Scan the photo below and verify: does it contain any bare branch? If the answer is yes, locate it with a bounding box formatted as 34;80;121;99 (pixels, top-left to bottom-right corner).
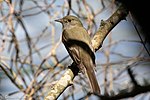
92;4;128;51
99;85;150;100
79;85;150;100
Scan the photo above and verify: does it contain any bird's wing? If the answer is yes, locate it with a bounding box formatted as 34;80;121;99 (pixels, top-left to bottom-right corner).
62;28;100;94
62;32;81;65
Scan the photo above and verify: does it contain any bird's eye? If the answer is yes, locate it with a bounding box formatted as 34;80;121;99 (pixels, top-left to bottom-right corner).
68;19;71;22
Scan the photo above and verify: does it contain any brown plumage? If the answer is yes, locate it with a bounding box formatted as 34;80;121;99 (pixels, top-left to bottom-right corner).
55;15;100;94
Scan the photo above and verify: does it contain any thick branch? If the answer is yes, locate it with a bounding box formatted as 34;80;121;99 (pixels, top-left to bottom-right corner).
45;4;129;100
92;4;128;51
44;69;74;100
45;63;79;100
100;85;150;100
79;85;150;100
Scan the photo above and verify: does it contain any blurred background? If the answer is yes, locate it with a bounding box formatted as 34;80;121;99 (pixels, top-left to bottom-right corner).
0;0;150;100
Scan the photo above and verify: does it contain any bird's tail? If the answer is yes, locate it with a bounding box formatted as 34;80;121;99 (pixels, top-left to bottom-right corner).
85;63;101;94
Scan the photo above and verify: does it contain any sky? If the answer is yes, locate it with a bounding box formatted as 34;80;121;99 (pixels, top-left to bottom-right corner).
0;0;150;100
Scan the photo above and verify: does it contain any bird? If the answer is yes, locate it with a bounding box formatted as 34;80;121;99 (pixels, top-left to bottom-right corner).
55;15;100;94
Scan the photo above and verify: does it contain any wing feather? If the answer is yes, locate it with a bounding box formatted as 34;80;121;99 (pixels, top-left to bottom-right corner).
62;33;81;65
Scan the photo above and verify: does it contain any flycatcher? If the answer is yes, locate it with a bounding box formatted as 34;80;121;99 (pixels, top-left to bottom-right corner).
55;15;100;94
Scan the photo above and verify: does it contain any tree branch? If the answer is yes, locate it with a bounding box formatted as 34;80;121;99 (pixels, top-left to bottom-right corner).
79;85;150;100
127;67;139;86
45;4;129;100
45;63;79;100
99;85;150;100
92;4;128;51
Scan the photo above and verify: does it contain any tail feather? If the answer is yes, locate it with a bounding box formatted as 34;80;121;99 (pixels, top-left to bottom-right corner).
86;65;100;94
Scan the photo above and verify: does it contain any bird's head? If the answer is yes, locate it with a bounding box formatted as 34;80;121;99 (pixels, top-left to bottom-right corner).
55;15;83;29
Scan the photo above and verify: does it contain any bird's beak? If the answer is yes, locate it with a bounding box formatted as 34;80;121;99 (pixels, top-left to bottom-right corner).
55;18;63;23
